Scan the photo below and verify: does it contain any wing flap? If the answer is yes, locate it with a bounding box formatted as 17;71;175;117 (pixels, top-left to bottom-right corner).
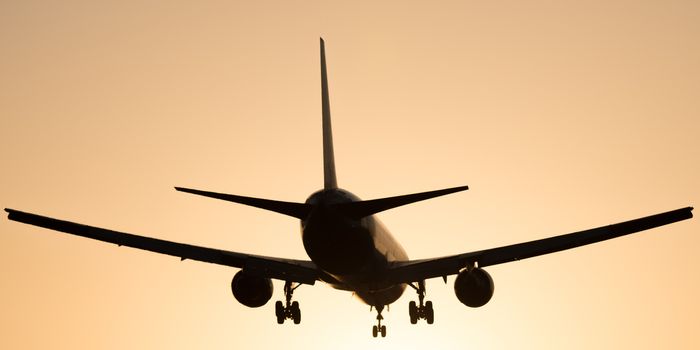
5;208;319;284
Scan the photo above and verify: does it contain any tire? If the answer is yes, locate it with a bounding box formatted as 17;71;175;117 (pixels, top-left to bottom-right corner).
426;301;434;324
293;308;301;324
275;301;284;324
380;325;386;337
275;301;283;316
372;325;378;338
409;301;417;324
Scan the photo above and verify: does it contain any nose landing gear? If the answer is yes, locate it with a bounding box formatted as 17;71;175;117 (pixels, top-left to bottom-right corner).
275;281;301;324
408;281;434;324
371;305;387;338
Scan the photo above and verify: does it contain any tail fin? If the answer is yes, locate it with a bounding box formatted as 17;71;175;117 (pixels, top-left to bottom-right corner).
320;38;338;189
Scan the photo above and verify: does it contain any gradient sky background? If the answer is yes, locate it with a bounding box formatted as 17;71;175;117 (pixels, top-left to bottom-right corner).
1;1;698;349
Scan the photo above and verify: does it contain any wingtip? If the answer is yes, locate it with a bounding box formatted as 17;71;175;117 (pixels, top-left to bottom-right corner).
4;208;19;220
451;185;469;192
4;208;19;214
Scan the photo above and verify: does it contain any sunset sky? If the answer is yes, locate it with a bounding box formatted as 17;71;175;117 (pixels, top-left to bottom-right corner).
1;1;698;349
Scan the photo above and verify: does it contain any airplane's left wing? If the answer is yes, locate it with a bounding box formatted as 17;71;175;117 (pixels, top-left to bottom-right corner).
386;206;693;284
4;209;320;285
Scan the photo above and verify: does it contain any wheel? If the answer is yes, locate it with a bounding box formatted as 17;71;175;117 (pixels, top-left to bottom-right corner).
380;325;386;337
425;301;434;324
372;325;378;338
289;301;301;324
426;310;434;324
275;301;284;324
292;301;301;324
275;301;283;316
292;309;301;324
409;301;417;324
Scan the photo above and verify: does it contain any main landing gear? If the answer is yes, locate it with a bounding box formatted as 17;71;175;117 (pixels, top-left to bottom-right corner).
408;281;434;324
275;281;301;324
372;305;387;338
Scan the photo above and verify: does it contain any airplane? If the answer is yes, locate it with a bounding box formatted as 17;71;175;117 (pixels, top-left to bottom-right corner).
5;38;693;338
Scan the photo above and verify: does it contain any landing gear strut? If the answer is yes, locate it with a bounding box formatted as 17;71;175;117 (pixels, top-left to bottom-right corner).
275;281;301;324
371;305;387;338
408;281;434;324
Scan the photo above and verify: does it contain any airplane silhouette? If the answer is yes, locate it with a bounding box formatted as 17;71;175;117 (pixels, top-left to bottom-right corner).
5;38;693;338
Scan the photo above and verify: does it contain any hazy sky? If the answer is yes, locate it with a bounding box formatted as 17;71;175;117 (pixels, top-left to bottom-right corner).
1;1;698;349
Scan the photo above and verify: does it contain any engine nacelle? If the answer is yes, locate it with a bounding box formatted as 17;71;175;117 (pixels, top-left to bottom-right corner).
454;268;494;308
230;271;273;308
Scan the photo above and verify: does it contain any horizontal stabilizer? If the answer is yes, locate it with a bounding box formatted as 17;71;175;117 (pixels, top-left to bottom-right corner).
175;187;312;219
335;185;468;219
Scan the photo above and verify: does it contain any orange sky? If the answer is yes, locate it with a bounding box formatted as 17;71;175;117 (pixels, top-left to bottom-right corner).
1;1;698;349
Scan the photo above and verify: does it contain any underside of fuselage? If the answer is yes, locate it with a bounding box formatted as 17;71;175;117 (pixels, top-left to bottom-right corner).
302;188;409;306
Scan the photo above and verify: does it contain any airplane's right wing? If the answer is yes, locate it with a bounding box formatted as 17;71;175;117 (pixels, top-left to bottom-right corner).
5;209;320;285
386;207;693;284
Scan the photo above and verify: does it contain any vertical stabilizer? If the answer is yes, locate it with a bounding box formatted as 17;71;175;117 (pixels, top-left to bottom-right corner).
320;38;338;189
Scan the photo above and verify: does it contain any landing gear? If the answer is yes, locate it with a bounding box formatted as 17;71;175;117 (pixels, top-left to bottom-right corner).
372;305;387;338
408;281;434;324
275;281;301;324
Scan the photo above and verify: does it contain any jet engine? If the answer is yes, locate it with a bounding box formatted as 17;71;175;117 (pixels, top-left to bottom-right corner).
454;268;494;307
230;271;273;308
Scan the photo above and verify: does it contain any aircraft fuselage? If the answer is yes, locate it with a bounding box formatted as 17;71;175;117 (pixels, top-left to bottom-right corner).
302;188;408;306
